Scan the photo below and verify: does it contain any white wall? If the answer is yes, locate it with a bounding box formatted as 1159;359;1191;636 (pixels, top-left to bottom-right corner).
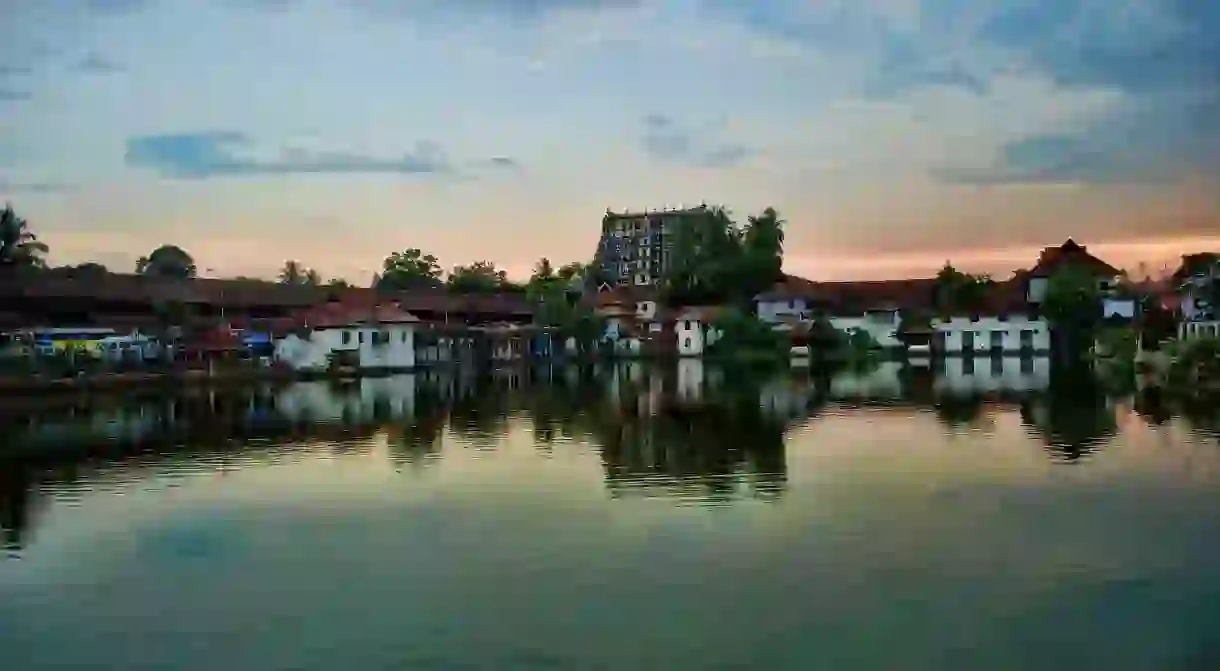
1027;277;1049;303
1181;320;1220;340
757;297;808;323
358;325;415;369
676;317;704;356
935;316;1050;353
636;300;657;321
1102;298;1135;320
935;356;1050;394
274;324;416;371
830;311;902;348
829;361;904;398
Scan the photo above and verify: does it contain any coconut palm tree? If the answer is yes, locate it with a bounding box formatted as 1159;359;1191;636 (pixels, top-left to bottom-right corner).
0;203;50;268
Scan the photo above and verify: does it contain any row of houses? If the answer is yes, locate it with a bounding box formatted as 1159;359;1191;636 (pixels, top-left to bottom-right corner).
217;239;1220;369
588;239;1143;356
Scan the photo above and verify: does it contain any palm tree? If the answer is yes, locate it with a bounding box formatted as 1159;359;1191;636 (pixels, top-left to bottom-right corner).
0;203;50;268
278;260;305;285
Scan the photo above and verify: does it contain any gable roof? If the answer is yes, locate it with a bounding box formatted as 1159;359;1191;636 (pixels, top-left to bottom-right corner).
1172;252;1220;282
1029;239;1120;278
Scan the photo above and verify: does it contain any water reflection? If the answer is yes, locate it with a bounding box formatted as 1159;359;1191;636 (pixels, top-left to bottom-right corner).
0;356;1196;555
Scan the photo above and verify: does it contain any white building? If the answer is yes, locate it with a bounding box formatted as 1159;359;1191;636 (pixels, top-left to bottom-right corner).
934;316;1051;353
830;309;904;349
674;307;722;356
274;302;420;372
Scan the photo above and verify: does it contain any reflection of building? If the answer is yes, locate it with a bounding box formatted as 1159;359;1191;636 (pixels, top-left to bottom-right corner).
0;467;37;554
935;357;1050;395
831;361;905;398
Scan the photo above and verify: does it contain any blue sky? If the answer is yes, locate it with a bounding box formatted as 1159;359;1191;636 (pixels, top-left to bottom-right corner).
2;0;1218;281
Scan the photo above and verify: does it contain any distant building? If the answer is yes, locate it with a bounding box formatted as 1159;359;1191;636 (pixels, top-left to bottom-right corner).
593;205;711;287
1171;252;1219;321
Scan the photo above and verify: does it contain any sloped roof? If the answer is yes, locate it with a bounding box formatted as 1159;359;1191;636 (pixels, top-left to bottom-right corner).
1172;252;1220;281
1029;239;1120;277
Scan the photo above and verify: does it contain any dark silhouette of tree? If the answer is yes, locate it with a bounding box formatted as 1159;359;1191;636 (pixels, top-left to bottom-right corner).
137;244;197;279
376;248;443;290
277;260;322;286
447;261;508;293
0;203;49;268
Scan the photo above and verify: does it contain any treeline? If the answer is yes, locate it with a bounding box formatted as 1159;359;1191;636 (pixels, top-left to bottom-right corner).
0;202;594;294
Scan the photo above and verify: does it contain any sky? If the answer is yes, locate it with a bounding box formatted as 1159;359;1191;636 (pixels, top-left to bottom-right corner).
2;0;1219;283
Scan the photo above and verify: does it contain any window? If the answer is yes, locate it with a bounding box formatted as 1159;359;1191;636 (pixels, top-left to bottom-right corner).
358;331;364;344
683;337;692;349
401;330;408;343
1020;329;1034;349
963;356;975;375
342;331;351;345
990;331;1003;349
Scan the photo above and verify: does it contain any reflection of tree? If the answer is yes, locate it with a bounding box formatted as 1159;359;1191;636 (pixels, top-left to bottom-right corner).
1020;362;1118;461
592;371;789;503
446;376;513;450
1134;387;1173;426
933;394;985;427
0;464;37;555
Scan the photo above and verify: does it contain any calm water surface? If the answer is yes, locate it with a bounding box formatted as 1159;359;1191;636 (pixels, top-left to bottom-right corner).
3;360;1220;670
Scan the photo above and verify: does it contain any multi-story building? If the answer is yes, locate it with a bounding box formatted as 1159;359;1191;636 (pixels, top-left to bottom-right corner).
594;205;710;287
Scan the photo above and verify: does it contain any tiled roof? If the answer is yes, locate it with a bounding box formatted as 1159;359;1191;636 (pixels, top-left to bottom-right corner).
1029;239;1120;277
0;270;534;315
1172;252;1220;281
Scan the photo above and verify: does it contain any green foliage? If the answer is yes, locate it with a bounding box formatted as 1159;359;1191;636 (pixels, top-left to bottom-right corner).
0;203;49;268
1092;327;1138;362
447;260;509;293
709;308;787;359
137;245;197;279
377;248;443;291
1044;266;1102;329
661;206;786;308
934;263;993;313
1169;337;1220;386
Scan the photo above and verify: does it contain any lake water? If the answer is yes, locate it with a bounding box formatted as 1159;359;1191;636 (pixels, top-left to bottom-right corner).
3;359;1220;670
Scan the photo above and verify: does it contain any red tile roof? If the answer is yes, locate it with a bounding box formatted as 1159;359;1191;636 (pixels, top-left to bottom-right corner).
1029;239;1120;277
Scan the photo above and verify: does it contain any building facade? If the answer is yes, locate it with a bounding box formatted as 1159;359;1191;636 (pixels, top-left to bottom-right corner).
594;205;711;287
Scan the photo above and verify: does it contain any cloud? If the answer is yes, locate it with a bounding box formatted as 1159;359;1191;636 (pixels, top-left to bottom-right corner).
488;156;521;169
639;114;752;169
0;65;34;76
706;1;1220;185
124;132;454;179
86;0;152;14
347;0;640;24
0;90;32;102
0;178;75;194
77;53;124;74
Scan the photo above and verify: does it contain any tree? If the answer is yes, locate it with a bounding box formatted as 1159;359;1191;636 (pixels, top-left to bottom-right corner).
1042;265;1103;359
326;278;351;289
137;245;197;279
708;308;789;364
447;261;508;293
531;258;555;284
278;260;307;285
0;203;49;268
740;206;785;296
274;260;322;286
661;206;789;309
377;248;443;291
934;262;993;313
557;262;585;281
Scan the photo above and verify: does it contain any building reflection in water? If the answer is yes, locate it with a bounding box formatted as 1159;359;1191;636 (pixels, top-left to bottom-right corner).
0;355;1146;553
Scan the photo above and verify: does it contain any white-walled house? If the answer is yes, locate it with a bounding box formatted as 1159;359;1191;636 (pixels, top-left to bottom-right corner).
674;307;722;356
934;316;1051;354
830;309;904;349
274;302;420;372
